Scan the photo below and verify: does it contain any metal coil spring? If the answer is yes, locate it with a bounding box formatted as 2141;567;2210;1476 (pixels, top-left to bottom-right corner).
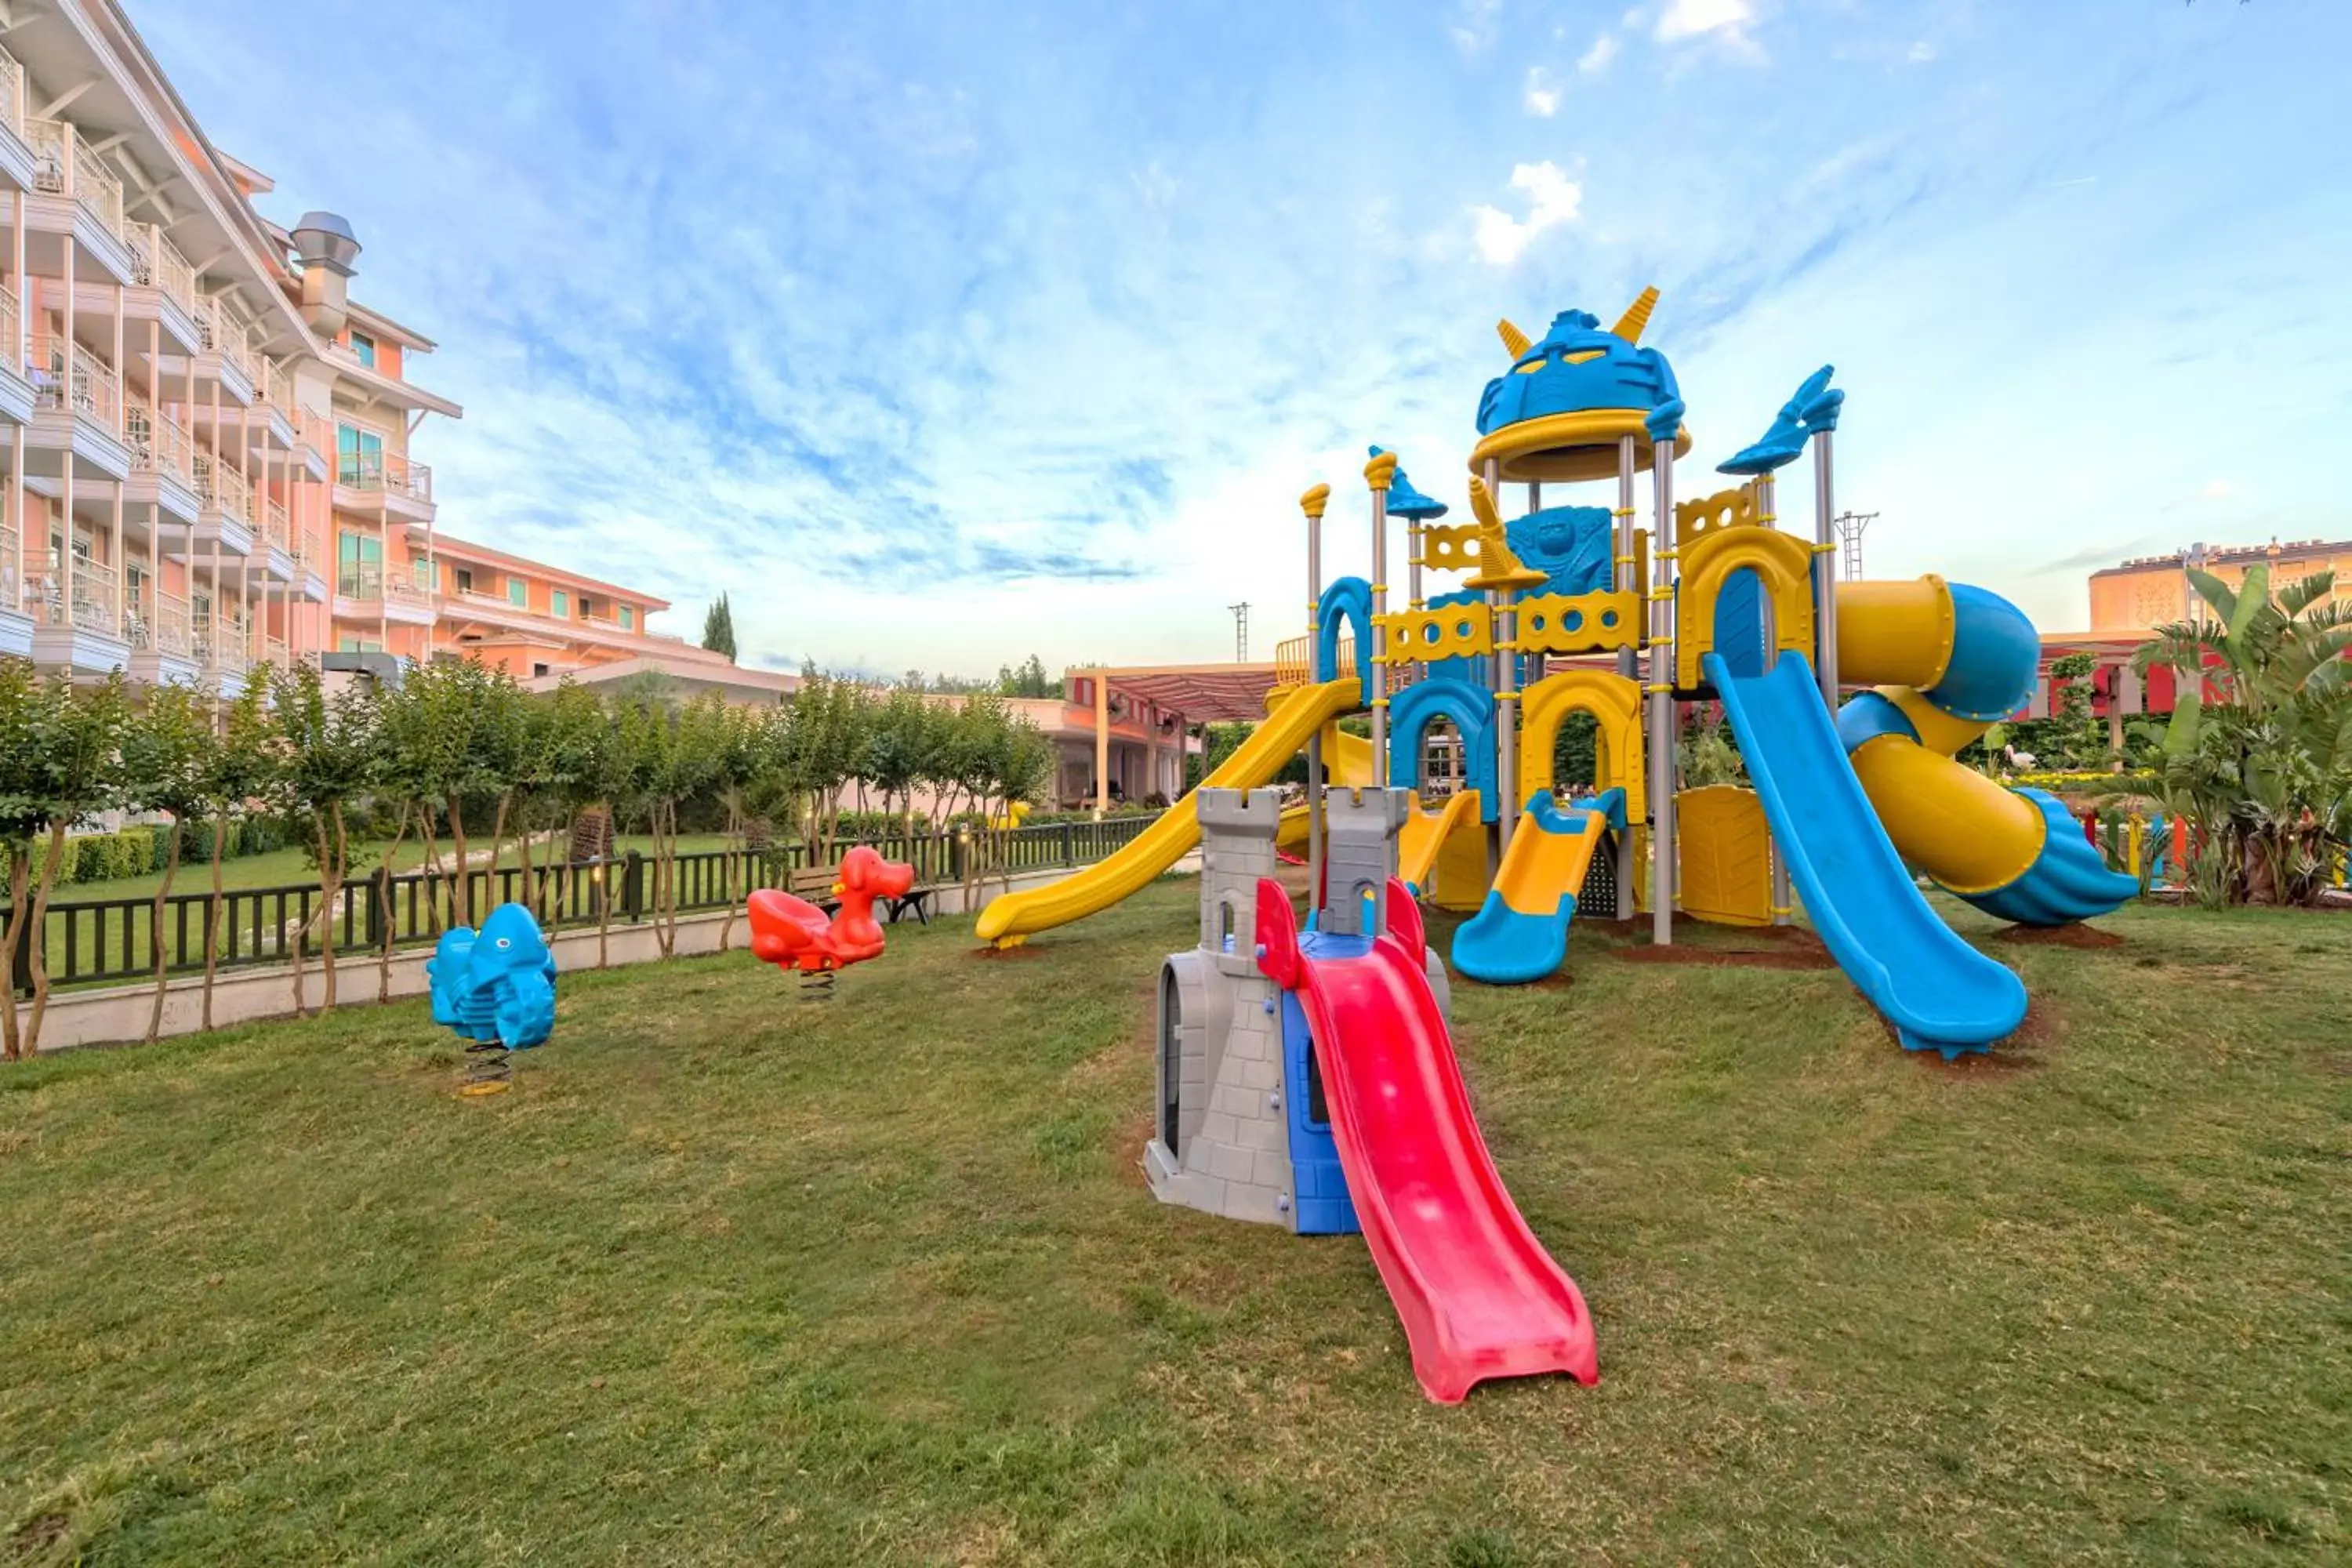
460;1040;514;1097
799;967;838;1001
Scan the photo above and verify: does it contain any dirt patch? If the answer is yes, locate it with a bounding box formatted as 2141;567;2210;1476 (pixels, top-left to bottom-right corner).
1997;923;2124;949
1610;932;1835;971
967;944;1047;961
11;1512;70;1555
1112;1112;1156;1187
1899;998;2060;1076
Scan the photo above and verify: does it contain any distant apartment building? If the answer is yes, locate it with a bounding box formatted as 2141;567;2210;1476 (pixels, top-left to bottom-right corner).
0;0;745;696
2084;538;2352;635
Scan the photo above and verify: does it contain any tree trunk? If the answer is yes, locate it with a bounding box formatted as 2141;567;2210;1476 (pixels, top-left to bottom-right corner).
485;793;510;909
201;808;229;1033
446;796;473;931
1;845;28;1062
378;804;412;1005
719;803;741;953
320;800;347;1013
22;822;72;1058
655;800;678;956
517;811;536;923
145;818;184;1045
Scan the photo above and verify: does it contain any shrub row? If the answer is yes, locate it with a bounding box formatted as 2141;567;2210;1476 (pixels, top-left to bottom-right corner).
0;815;287;892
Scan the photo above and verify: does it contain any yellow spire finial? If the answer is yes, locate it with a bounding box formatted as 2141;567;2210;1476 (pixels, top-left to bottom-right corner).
1363;450;1399;493
1299;483;1330;520
1612;286;1660;346
1497;318;1532;358
1461;477;1547;592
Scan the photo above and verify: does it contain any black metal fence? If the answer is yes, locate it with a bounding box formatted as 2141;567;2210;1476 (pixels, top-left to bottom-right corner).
5;812;1166;997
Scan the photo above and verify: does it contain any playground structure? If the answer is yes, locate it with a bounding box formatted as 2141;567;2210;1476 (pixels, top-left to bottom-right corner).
747;844;917;997
427;902;558;1096
979;285;2138;1058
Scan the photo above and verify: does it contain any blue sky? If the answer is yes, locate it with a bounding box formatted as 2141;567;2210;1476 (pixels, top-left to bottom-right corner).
139;0;2349;675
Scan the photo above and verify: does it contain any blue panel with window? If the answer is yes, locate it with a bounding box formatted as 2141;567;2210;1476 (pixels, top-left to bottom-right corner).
1279;952;1359;1237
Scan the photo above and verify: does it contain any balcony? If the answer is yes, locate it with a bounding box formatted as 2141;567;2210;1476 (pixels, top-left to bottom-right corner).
123;589;193;655
124;408;201;524
0;284;30;424
23;117;133;281
27;334;130;481
0;522;29;657
26;551;129;674
193;296;258;402
126;223;203;351
189;453;256;557
334;563;437;626
336;450;434;521
0;45;35;194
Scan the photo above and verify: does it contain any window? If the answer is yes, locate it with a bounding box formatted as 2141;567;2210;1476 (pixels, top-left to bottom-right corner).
551;590;569;619
619;605;633;631
455;567;474;594
579;596;596;621
337;637;384;655
532;662;551;678
336;423;383;486
507;578;527;607
349;331;376;369
338;530;382;596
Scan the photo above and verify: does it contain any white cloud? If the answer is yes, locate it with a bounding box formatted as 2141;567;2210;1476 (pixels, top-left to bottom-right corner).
1907;40;1937;64
1451;0;1502;56
1657;0;1758;49
2201;479;2232;501
1523;68;1562;116
1469;162;1584;266
1578;33;1621;74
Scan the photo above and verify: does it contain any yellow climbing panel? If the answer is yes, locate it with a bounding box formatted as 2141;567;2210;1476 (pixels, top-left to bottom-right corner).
1675;785;1773;927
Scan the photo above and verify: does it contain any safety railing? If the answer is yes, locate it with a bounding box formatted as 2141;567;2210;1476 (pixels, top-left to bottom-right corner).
192;454;252;520
0;43;25;140
125;407;197;482
26;117;125;238
129;223;198;314
32;336;121;428
5;815;1170;997
337;450;434;504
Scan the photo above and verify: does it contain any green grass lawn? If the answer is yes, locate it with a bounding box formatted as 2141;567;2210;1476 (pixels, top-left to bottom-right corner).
0;881;2343;1564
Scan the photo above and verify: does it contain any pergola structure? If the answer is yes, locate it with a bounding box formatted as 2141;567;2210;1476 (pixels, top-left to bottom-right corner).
1074;660;1284;815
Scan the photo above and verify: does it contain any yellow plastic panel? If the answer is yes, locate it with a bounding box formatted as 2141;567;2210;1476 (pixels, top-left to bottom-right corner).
1848;734;2048;895
1381;601;1494;664
1674;525;1818;689
1675;785;1772;927
1518;669;1645;821
1429;805;1493;913
1400;789;1482;892
1515;589;1641;655
1835;578;1956;689
1421;523;1483;575
1673;482;1759;546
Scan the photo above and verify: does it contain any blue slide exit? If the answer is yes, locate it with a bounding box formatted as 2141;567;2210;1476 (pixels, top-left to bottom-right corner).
1707;649;2027;1058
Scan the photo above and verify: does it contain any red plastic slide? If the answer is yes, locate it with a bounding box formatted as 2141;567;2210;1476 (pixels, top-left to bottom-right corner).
1254;877;1599;1403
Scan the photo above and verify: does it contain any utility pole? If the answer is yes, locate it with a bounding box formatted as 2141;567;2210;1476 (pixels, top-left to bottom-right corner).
1228;601;1249;661
1832;510;1878;580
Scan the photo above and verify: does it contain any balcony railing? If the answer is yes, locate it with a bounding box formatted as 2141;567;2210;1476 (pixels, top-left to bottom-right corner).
0;523;16;616
337;451;434;504
0;285;15;373
125;407;196;482
194;296;258;383
31;336;120;429
194;617;250;673
191;454;252;520
122;590;192;657
42;555;120;633
129;223;198;314
0;43;25;140
260;498;291;551
26;118;125;238
336;564;436;607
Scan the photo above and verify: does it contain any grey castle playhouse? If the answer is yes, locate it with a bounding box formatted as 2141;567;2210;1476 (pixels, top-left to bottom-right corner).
1144;785;1450;1234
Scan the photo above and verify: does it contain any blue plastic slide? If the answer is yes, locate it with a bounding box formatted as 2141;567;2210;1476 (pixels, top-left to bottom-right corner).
1707;649;2026;1058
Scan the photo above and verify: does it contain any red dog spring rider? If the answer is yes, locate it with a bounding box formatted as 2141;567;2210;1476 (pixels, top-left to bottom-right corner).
747;845;916;996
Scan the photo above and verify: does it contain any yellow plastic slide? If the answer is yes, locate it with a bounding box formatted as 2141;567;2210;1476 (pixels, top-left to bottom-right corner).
1275;724;1376;854
1399;789;1482;893
975;677;1362;947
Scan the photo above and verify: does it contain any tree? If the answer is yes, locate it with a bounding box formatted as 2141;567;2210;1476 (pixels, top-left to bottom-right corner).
865;685;942;838
120;681;215;1044
0;670;132;1059
702;593;738;662
2115;566;2352;906
198;684;280;1032
996;654;1056;699
399;657;516;931
271;662;383;1015
526;678;613;932
775;668;872;869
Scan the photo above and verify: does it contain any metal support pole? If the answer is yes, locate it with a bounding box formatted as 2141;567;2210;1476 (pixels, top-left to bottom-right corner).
1614;435;1638;920
1301;485;1329;920
1761;470;1792;927
1365;453;1394;791
1813;429;1839;706
1648;410;1679;947
1480;457;1503;884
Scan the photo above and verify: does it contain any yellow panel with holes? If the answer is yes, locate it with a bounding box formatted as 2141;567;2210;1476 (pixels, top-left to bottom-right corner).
1515;589;1641;655
1420;522;1482;575
1380;601;1494;664
1675;785;1773;926
1673;482;1760;546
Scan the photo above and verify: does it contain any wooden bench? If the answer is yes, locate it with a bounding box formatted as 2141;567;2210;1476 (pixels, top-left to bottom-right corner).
789;864;936;925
